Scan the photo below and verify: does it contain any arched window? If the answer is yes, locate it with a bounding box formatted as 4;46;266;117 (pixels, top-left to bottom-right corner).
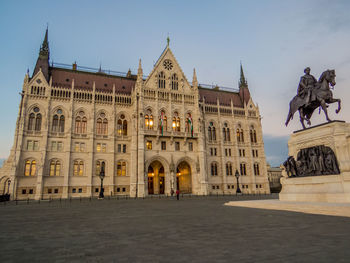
208;126;212;141
74;160;84;176
145;113;153;130
28;107;42;131
28;113;35;130
226;162;233;176
49;160;61;176
240;163;247;176
208;122;216;141
75;111;87;134
223;123;230;142
171;73;178;90
59;115;65;132
52;109;65;132
186;113;193;135
96;112;108;135
158;71;166;89
117;161;126;176
117;114;127;136
35;114;42;131
24;160;36;176
52;115;59;132
254;163;260;176
95;161;105;176
250;126;257;143
211;162;218;176
237;124;244;142
159;111;167;133
173;112;180;132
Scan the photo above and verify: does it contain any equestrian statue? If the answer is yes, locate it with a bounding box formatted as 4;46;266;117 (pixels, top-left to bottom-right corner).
285;67;341;129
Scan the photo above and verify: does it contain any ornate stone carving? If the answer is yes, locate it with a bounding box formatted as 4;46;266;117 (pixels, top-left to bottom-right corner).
283;145;340;177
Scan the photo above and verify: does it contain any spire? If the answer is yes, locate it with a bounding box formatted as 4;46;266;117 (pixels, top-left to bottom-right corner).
239;62;247;88
192;68;198;87
33;27;50;80
39;26;49;59
137;59;143;76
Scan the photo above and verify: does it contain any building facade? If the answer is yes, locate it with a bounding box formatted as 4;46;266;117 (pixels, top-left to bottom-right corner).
0;30;270;200
267;164;283;193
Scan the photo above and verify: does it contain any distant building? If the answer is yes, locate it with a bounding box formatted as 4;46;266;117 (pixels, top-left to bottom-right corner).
267;164;283;193
0;29;270;199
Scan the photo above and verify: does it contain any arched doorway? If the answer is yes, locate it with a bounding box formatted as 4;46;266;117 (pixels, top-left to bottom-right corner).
176;161;192;194
0;176;10;195
147;161;165;195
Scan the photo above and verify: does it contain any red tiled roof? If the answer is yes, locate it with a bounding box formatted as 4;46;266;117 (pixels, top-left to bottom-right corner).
199;88;246;107
50;67;136;94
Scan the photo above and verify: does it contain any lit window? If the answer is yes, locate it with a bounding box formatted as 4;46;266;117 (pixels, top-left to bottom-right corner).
146;141;152;150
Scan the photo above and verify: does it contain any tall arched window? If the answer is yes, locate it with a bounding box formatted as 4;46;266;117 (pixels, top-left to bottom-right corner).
28;107;42;131
208;122;216;141
250;126;257;143
240;163;247;176
254;163;260;176
49;160;61;176
75;111;87;134
158;71;166;89
186;113;193;135
28;113;35;130
172;112;180;132
171;73;178;90
222;123;230;142
117;161;126;176
95;160;105;176
236;124;244;142
24;160;36;176
208;126;212;141
159;111;167;133
211;162;218;176
52;109;65;132
35;114;42;131
117;114;127;135
96;112;108;135
73;160;84;176
226;162;233;176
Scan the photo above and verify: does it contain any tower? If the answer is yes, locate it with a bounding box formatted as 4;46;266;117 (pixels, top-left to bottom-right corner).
33;27;50;81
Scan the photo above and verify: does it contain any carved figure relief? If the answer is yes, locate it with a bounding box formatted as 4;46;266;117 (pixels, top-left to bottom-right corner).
283;145;340;177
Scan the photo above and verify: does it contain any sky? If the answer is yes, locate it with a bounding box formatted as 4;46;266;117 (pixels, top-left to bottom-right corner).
0;0;350;166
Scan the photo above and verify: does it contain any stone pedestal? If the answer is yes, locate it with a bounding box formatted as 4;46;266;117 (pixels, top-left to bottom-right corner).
280;121;350;203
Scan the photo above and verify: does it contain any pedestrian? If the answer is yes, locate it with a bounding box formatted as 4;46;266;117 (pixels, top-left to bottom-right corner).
176;189;180;200
171;188;174;197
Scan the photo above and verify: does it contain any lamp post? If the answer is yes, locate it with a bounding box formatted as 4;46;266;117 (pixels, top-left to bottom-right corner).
99;163;105;199
235;169;241;194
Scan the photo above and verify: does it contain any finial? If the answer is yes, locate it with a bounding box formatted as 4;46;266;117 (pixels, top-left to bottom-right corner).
192;68;198;86
167;33;170;47
27;68;29;75
239;61;247;88
137;58;143;76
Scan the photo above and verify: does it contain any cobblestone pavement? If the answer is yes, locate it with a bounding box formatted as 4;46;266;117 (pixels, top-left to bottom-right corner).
1;195;350;263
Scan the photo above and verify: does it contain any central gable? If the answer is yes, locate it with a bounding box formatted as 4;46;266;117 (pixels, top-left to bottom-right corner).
144;46;192;92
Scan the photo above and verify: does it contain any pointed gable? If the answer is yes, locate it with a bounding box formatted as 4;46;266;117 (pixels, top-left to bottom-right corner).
144;46;191;91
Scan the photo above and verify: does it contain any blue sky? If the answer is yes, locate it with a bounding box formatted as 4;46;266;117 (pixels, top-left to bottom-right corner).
1;0;350;166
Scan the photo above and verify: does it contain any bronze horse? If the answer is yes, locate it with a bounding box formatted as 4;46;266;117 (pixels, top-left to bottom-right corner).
285;69;341;129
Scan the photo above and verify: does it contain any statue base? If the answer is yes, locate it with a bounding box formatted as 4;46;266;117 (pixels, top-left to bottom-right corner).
280;121;350;203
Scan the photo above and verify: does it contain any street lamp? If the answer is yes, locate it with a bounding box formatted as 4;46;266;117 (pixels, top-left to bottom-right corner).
235;169;241;194
99;162;105;199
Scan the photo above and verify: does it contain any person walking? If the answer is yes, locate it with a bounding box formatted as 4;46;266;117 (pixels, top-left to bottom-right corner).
176;189;180;200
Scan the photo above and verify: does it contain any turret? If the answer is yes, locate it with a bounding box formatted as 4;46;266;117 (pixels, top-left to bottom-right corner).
33;27;50;81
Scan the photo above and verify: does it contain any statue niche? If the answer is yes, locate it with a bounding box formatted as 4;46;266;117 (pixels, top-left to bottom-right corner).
283;145;340;177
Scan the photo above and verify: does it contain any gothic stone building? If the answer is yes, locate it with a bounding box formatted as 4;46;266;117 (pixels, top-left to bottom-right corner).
0;30;270;200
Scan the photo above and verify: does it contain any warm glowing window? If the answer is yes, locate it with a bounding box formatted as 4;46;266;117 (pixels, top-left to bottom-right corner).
117;161;126;176
146;141;152;150
24;160;36;176
49;160;61;176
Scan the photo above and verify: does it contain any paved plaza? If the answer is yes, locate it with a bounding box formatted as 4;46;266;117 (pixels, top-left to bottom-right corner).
1;195;350;262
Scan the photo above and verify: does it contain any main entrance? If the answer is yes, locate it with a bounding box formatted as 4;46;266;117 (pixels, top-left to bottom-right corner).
147;161;165;195
176;161;192;194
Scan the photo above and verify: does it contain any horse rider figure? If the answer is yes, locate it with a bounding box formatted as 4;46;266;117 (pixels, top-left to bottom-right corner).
297;67;317;104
